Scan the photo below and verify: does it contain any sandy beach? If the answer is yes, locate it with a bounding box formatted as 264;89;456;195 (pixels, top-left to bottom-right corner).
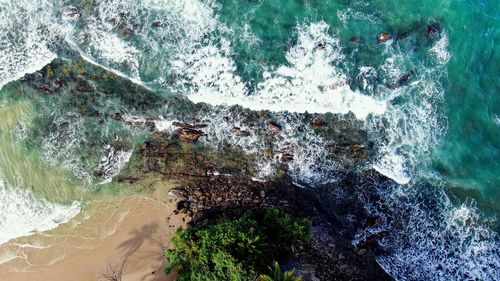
0;195;185;281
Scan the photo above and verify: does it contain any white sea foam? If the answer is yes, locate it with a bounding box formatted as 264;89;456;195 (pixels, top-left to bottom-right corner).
337;8;382;26
63;0;218;84
373;153;410;185
97;145;133;184
173;22;387;120
0;0;57;89
0;172;81;246
430;35;452;65
1;1;497;280
41;111;93;183
372;183;500;281
366;38;447;184
494;114;500;126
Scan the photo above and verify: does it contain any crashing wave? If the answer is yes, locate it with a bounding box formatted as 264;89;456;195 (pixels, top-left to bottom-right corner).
0;172;80;246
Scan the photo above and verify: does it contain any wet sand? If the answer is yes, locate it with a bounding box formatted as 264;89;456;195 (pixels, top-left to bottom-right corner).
0;195;186;281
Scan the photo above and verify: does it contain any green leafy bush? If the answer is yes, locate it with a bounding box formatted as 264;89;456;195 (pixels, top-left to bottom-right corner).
165;208;311;281
258;262;302;281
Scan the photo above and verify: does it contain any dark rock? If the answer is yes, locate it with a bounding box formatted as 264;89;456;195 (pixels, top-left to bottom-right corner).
151;20;163;27
281;152;294;163
178;128;204;143
62;6;81;20
367;217;381;228
397;72;413;85
315;42;327;50
388;71;414;89
268;121;282;133
426;22;441;39
231;127;251;137
349;37;362;44
311;118;327;129
238;130;251;137
74;78;96;92
144;118;156;131
172;121;207;129
377;32;392;43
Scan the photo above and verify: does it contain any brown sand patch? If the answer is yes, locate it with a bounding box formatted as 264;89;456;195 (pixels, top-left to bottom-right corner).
0;195;185;281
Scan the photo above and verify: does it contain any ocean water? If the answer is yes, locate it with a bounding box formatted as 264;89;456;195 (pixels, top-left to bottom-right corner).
0;0;498;280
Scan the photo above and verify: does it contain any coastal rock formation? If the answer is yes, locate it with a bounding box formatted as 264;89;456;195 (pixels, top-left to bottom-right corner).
118;127;392;281
9;57;393;280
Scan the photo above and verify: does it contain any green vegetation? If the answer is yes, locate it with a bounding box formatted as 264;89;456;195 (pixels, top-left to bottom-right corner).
164;208;311;281
258;262;302;281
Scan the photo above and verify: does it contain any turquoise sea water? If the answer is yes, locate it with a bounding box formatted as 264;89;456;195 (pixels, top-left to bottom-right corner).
0;0;498;280
217;0;500;219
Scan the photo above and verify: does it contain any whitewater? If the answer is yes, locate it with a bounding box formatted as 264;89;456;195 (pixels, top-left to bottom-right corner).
0;0;498;280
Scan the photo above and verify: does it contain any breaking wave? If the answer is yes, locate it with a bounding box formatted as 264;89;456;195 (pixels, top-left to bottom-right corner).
0;172;80;246
0;0;498;280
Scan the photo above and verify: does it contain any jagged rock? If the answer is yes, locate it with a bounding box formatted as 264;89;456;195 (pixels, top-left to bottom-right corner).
238;130;251;137
74;78;96;92
351;144;368;160
388;71;413;89
311;118;327;129
364;231;390;244
268;121;282;133
315;42;327;50
178;128;204;142
367;217;381;228
377;32;392;43
231;127;251;137
144;118;156;131
281;152;294;162
151;20;163;27
172;121;207;129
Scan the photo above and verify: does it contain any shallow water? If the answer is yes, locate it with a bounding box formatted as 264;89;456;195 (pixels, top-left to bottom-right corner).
0;0;498;280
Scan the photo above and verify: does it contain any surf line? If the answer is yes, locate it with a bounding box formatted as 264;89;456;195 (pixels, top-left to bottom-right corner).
63;37;153;91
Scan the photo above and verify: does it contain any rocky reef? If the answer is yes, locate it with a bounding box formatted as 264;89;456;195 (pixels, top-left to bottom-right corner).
4;56;393;280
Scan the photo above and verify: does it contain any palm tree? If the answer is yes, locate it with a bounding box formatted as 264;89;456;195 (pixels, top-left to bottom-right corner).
258;262;302;281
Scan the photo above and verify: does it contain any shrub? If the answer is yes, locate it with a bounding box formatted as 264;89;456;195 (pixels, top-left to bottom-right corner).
258;262;302;281
164;208;311;281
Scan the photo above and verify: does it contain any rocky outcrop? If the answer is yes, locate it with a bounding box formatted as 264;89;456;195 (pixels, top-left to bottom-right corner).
13;57;392;280
172;122;206;143
118;129;392;281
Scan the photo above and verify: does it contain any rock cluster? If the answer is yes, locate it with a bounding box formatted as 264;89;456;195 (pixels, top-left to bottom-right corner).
172;122;206;143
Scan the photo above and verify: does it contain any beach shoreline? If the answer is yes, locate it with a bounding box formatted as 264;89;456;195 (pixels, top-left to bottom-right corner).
0;195;185;281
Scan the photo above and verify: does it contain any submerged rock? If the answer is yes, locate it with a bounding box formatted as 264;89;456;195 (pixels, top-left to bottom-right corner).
426;22;442;39
349;37;363;44
388;71;414;89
